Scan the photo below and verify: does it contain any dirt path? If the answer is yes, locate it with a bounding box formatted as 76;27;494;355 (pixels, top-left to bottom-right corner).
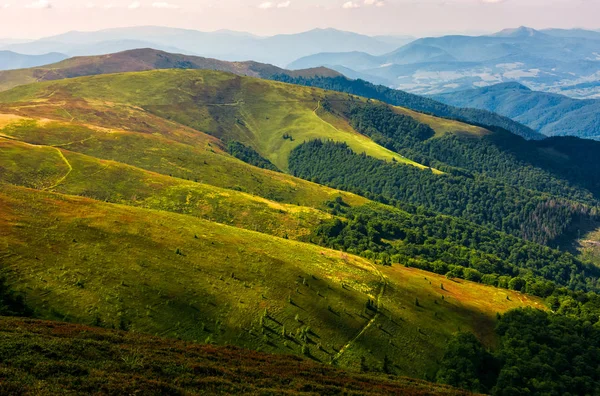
43;148;73;191
331;262;388;364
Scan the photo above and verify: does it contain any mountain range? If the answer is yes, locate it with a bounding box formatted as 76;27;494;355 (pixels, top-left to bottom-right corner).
433;82;600;139
0;26;414;68
288;26;600;99
0;48;540;140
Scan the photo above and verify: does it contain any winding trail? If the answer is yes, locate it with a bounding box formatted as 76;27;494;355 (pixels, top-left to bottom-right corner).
43;148;73;191
331;262;388;364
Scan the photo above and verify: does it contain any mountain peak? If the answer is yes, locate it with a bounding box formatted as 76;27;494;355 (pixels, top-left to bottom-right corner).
492;26;545;38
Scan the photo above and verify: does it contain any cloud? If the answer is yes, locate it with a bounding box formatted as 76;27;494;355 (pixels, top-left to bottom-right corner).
258;1;273;8
152;1;180;8
342;1;360;9
277;1;291;8
25;0;51;9
128;1;141;9
364;0;385;6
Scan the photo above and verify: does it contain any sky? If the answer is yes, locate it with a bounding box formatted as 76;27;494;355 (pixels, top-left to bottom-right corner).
0;0;599;39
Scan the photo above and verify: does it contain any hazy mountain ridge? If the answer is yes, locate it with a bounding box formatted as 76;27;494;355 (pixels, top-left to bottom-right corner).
0;26;415;67
288;27;600;99
0;50;67;71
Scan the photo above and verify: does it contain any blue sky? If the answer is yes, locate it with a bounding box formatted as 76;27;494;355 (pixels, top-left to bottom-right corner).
1;0;598;38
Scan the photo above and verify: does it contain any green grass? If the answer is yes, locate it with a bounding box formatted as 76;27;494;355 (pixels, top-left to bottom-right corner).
391;106;490;138
0;317;470;395
0;138;331;240
0;184;544;378
0;69;428;171
0;117;368;210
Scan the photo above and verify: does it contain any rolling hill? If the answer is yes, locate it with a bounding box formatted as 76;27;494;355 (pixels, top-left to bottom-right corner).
432;82;600;139
0;48;341;93
0;66;573;386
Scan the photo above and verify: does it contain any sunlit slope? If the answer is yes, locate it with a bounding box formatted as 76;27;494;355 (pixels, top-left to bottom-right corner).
0;184;381;365
0;185;544;378
0;115;368;209
0;69;427;171
0;138;331;240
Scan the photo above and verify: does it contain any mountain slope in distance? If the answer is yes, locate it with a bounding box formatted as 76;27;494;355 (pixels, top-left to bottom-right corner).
0;50;67;71
432;82;600;139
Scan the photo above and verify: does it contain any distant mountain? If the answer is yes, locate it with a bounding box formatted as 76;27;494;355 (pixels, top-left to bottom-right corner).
288;27;600;99
432;82;600;139
0;48;341;92
0;51;67;71
0;26;413;67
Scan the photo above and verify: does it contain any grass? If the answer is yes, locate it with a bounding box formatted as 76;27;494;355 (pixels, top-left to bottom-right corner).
0;69;428;171
0;184;545;379
0;138;332;240
391;106;490;138
336;266;546;380
0;117;368;210
0;317;471;395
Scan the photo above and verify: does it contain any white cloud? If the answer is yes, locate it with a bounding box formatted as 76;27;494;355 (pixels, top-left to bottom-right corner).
364;0;385;6
258;1;273;9
128;1;141;9
277;1;291;8
2;3;10;8
342;1;360;8
25;0;51;9
152;1;179;8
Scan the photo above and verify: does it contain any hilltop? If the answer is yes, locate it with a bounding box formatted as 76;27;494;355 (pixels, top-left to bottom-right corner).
0;48;341;93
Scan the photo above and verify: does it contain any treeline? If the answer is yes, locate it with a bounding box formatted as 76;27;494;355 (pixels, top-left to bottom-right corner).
271;74;542;140
309;202;600;295
437;307;600;395
345;102;600;205
226;141;280;172
289;139;591;245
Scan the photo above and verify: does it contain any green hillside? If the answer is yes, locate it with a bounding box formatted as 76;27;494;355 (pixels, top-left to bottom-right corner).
0;69;427;172
0;184;543;380
1;65;596;393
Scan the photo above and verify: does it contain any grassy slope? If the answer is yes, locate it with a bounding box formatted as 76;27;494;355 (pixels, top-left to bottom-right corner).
0;116;368;209
0;185;544;379
0;138;331;240
0;317;469;396
0;69;427;171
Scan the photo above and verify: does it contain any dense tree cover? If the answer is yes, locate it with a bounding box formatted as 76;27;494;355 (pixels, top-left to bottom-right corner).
271;75;543;140
226;141;280;172
436;333;499;394
309;202;600;295
290;139;592;246
346;102;600;206
438;308;600;395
